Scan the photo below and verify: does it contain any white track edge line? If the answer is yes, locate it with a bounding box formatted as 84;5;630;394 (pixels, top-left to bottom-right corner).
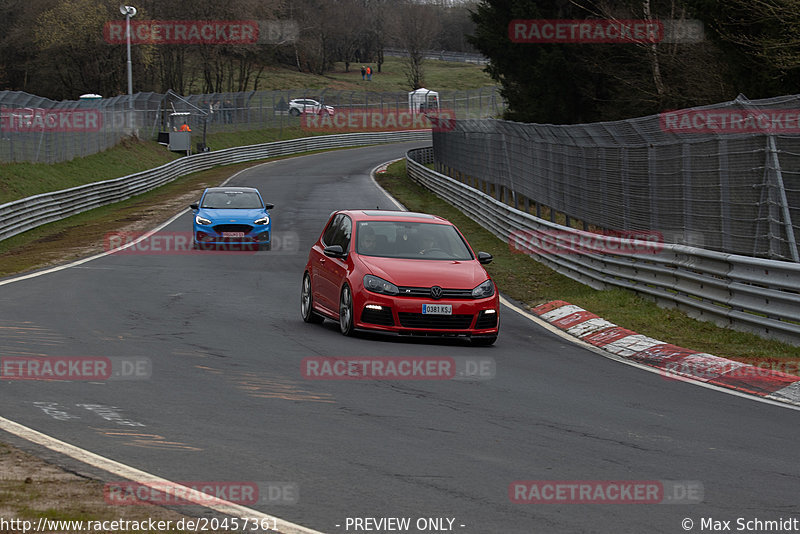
369;159;406;211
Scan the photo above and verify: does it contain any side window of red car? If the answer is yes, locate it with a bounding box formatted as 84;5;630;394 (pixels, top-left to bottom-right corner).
321;214;341;246
336;216;352;251
328;215;352;251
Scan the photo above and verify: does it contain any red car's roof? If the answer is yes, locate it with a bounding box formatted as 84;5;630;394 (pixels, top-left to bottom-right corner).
337;210;452;224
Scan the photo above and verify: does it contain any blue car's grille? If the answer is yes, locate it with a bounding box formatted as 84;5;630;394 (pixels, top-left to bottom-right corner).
213;224;253;233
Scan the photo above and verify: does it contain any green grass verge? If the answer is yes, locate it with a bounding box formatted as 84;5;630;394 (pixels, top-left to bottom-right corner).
0;138;182;205
376;160;799;365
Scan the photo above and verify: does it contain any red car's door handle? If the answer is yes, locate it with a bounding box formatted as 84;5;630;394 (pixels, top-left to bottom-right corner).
319;258;326;263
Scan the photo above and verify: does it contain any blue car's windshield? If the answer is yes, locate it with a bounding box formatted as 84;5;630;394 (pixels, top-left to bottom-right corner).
356;221;473;260
201;191;263;209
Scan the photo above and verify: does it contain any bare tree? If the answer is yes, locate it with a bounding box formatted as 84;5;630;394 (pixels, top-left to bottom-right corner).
392;2;441;89
364;0;394;72
291;0;341;74
329;0;368;72
704;0;800;71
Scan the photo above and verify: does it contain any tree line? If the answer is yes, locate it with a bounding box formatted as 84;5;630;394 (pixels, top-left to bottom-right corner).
469;0;800;123
4;0;787;124
0;0;477;100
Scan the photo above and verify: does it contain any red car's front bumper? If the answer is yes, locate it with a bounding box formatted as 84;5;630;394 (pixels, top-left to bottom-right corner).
353;291;499;337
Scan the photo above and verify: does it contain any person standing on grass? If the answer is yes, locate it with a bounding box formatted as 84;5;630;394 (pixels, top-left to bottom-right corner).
223;100;233;124
366;66;372;81
361;66;366;80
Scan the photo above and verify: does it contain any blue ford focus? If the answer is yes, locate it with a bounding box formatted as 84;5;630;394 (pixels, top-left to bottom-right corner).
190;187;274;251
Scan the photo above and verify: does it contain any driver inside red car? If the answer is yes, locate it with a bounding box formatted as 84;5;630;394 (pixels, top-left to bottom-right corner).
419;235;437;255
359;227;377;254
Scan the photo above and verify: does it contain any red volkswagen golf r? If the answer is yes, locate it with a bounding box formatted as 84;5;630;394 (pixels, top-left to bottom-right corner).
301;210;499;345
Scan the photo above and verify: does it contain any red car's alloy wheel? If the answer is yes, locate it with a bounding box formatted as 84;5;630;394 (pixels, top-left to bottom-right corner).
339;284;355;336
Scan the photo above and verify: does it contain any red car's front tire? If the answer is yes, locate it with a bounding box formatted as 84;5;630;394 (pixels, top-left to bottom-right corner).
339;284;355;336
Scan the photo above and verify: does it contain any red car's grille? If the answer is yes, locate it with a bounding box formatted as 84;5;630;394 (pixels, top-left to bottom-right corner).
396;286;474;299
397;313;474;329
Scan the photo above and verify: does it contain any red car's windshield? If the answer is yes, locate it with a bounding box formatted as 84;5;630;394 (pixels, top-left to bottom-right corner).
356;221;474;260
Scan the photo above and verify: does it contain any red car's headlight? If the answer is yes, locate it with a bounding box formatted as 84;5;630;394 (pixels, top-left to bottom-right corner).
364;274;399;296
472;279;495;298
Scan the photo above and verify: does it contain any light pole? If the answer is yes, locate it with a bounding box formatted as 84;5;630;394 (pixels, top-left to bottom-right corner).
120;5;137;110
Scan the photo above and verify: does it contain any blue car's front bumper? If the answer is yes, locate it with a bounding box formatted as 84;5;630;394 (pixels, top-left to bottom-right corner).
193;225;271;248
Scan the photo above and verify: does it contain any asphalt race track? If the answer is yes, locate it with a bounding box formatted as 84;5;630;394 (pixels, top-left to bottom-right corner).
1;142;799;533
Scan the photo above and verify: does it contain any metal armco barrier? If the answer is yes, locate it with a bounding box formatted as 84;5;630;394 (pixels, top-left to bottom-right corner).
0;130;431;242
406;147;800;346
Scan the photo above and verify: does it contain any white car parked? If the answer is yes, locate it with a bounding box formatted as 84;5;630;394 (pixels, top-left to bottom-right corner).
288;98;334;116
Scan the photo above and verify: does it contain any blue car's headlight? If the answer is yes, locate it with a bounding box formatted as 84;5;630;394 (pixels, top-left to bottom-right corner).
363;274;399;296
195;215;212;225
472;279;495;299
254;216;270;225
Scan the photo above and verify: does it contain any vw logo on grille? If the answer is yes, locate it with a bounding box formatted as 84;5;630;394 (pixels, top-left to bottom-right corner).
430;286;443;299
